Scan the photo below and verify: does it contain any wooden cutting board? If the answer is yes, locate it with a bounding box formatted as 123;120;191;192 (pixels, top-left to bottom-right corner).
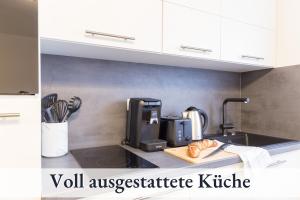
164;143;237;164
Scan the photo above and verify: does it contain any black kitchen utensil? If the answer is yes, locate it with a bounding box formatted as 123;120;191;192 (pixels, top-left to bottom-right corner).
45;106;55;123
41;93;58;122
52;100;69;123
42;93;58;109
67;96;82;119
50;106;59;123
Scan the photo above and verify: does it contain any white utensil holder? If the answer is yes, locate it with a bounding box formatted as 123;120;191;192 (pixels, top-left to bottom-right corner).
42;122;68;157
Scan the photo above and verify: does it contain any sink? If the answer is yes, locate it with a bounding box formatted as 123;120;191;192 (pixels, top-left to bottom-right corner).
205;132;294;147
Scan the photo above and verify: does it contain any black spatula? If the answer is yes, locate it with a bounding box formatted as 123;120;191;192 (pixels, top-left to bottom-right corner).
41;93;58;122
66;96;82;120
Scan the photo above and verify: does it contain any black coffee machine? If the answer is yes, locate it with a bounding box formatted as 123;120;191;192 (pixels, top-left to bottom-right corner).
126;98;167;152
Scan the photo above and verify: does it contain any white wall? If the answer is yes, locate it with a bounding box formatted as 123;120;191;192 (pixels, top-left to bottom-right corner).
276;0;300;67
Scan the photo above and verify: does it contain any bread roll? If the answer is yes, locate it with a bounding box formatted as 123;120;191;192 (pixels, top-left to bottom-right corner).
188;144;200;158
191;139;217;150
187;139;217;158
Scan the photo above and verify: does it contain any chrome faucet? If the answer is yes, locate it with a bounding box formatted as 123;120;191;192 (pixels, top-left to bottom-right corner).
221;97;250;136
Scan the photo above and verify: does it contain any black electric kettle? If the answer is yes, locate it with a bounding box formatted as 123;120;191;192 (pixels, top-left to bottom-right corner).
182;107;208;140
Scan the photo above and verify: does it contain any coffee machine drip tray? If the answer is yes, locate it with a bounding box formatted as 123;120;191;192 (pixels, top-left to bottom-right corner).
71;145;158;168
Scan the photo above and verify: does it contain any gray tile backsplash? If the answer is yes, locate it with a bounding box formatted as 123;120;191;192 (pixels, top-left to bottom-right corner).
41;54;241;149
242;65;300;140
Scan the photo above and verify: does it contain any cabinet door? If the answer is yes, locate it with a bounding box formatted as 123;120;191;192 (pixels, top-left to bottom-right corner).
163;2;221;60
165;0;221;14
221;0;276;30
40;0;162;53
221;19;275;67
0;96;40;167
0;0;38;94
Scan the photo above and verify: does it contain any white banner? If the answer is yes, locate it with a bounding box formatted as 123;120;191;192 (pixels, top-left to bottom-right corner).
39;167;300;200
0;167;299;199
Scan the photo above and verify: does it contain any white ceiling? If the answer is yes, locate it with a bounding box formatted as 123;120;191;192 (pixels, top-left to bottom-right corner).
0;0;37;37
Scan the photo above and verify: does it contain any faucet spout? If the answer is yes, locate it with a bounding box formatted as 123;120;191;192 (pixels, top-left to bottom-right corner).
221;97;250;136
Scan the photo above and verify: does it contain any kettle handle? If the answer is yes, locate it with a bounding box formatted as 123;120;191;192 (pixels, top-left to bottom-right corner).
185;106;209;134
197;109;208;133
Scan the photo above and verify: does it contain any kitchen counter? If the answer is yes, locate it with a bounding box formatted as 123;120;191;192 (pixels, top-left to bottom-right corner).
42;140;300;169
123;141;300;168
42;152;80;168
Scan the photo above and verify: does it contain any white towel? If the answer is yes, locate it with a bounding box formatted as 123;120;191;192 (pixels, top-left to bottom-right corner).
224;145;273;168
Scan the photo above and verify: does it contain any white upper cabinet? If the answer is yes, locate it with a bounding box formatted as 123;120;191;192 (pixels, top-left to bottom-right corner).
163;2;221;60
40;0;277;72
40;0;162;53
221;0;276;30
165;0;221;14
221;19;275;66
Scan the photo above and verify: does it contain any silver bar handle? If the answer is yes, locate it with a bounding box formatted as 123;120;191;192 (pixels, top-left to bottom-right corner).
241;55;264;60
85;30;135;41
181;45;212;53
0;113;20;118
